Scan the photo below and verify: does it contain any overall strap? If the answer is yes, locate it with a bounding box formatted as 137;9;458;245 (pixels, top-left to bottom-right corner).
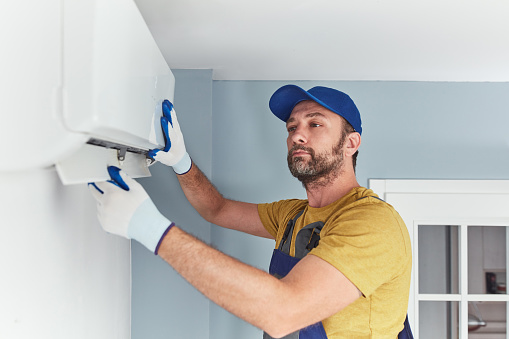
356;195;383;202
278;196;382;258
278;209;325;259
278;210;305;254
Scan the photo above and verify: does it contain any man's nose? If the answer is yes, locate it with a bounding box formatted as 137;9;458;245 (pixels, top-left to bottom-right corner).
290;125;307;145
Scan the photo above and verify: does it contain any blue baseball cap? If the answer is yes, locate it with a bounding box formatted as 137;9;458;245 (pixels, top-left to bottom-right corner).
269;85;362;135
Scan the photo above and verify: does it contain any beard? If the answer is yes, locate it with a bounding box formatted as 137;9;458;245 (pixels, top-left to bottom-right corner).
287;137;345;188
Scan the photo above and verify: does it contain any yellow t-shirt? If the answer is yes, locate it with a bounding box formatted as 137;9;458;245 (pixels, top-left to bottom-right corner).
258;187;412;338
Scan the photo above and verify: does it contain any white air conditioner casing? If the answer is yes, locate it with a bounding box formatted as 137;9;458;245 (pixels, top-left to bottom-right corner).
0;0;174;184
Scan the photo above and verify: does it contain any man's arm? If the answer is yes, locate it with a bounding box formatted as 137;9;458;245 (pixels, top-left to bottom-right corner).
89;169;361;338
176;163;273;238
158;225;361;338
148;100;271;238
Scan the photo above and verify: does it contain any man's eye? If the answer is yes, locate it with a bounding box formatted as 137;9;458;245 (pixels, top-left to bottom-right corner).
287;126;296;132
310;123;321;127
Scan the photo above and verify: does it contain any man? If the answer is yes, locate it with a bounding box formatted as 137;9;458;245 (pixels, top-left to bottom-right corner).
90;85;412;338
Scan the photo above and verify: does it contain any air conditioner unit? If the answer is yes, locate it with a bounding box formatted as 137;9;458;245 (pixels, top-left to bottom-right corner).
0;0;174;184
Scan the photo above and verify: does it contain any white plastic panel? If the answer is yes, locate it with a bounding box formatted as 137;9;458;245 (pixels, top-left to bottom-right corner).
55;143;151;185
0;0;86;171
0;0;174;179
63;0;174;151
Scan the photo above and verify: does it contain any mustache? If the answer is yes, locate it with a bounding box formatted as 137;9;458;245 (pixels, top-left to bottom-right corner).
288;145;315;157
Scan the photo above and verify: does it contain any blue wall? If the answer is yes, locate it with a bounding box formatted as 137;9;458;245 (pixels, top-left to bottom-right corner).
133;70;213;339
135;70;509;339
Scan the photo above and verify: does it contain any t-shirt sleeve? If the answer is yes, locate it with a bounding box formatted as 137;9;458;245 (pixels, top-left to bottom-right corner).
257;202;280;239
309;200;410;297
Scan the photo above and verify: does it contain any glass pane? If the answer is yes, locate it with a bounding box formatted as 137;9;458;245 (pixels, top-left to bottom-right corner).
420;301;459;338
419;225;460;294
468;301;506;338
468;226;507;294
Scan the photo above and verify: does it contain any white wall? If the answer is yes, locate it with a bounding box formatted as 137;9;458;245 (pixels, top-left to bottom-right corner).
0;168;130;338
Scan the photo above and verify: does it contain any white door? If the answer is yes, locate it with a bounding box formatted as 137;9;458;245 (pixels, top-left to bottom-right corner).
370;180;509;339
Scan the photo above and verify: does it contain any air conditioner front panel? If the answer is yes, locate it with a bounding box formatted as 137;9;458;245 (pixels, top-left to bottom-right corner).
0;0;175;183
0;0;88;172
62;0;175;151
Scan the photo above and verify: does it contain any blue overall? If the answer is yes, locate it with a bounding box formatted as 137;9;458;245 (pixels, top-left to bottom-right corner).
263;209;414;339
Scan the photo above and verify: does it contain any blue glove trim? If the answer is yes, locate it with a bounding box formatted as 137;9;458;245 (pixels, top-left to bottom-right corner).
172;152;192;175
154;222;175;255
162;100;174;126
160;116;172;152
88;182;104;194
147;148;159;159
107;166;130;191
128;199;171;253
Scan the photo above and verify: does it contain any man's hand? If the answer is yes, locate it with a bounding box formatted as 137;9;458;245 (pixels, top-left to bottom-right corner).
89;166;174;254
148;100;192;174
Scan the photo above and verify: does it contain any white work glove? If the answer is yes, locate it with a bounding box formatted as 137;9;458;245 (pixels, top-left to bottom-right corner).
88;166;174;254
148;100;192;174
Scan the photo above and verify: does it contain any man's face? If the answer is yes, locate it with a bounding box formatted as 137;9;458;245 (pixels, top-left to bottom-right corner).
286;101;347;186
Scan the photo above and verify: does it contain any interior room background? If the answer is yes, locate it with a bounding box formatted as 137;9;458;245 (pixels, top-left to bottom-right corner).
133;69;509;339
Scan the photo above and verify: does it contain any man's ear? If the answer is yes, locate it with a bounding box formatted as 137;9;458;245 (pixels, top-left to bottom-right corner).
345;132;361;157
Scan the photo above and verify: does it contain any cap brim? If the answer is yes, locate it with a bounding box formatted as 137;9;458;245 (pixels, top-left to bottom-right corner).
269;85;322;122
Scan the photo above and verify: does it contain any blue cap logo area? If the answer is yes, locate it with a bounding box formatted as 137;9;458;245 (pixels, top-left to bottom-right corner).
269;85;362;135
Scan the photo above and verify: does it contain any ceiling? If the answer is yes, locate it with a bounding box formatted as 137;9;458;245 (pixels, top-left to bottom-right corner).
134;0;509;81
